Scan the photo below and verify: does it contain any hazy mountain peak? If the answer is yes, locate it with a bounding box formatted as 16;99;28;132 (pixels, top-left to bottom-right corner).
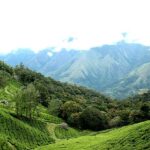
1;42;150;99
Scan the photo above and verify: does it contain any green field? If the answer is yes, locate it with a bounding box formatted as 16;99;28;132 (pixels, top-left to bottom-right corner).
36;120;150;150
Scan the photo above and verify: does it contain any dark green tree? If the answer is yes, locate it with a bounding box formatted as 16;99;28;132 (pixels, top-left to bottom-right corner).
80;106;108;130
60;101;82;120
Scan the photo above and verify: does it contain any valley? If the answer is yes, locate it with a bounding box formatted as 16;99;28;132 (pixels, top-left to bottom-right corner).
0;0;150;149
0;61;149;150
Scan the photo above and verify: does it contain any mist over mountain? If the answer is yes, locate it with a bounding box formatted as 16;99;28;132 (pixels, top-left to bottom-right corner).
1;41;150;99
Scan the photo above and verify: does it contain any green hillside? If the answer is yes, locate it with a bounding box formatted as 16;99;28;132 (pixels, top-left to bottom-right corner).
0;61;96;149
0;61;149;150
0;108;54;150
36;120;150;150
106;62;150;98
0;104;84;150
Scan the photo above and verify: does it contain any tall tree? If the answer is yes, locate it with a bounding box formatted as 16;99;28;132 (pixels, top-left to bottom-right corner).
15;84;39;119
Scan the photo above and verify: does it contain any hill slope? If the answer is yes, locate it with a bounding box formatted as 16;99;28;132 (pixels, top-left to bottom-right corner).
105;62;150;98
0;61;150;150
0;108;55;150
36;120;150;150
1;42;150;98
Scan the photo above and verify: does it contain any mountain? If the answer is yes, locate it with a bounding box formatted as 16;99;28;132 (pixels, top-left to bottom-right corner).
0;48;35;66
48;42;150;96
106;62;150;98
1;41;150;99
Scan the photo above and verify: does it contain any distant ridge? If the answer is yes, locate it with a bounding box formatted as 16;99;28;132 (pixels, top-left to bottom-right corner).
1;42;150;99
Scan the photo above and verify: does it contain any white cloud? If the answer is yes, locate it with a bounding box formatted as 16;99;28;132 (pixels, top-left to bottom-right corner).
47;51;53;57
0;0;150;53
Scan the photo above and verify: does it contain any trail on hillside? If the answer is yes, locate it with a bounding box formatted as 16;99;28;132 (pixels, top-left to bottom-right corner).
47;123;58;140
4;86;14;97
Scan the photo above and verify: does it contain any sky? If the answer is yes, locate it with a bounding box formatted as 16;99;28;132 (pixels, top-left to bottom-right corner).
0;0;150;53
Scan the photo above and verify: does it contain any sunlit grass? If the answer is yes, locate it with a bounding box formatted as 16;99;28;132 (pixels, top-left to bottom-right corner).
36;120;150;150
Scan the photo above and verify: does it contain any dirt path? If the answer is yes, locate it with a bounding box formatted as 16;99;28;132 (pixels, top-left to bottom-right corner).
4;86;14;97
47;123;58;140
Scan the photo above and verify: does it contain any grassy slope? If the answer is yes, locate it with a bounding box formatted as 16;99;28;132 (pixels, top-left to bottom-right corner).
0;80;20;101
0;105;81;150
36;120;150;150
0;108;55;150
0;81;81;150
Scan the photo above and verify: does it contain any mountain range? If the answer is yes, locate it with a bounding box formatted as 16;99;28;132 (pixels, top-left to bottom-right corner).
1;41;150;99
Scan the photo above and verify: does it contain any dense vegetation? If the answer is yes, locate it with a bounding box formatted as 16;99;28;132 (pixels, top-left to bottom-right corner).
0;60;150;149
0;61;150;131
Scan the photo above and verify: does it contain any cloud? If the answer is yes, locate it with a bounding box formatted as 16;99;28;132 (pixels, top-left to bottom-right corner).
0;0;150;53
47;52;53;57
67;37;74;43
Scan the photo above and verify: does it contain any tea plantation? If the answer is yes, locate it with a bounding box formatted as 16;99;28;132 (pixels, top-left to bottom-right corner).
36;120;150;150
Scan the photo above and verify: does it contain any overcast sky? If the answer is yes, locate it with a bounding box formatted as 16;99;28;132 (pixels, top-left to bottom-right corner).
0;0;150;53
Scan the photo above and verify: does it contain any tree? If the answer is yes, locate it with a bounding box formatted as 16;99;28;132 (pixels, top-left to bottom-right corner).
80;106;108;130
15;64;40;85
48;99;62;116
68;112;82;128
0;61;13;75
34;80;49;107
60;101;82;120
15;84;39;119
